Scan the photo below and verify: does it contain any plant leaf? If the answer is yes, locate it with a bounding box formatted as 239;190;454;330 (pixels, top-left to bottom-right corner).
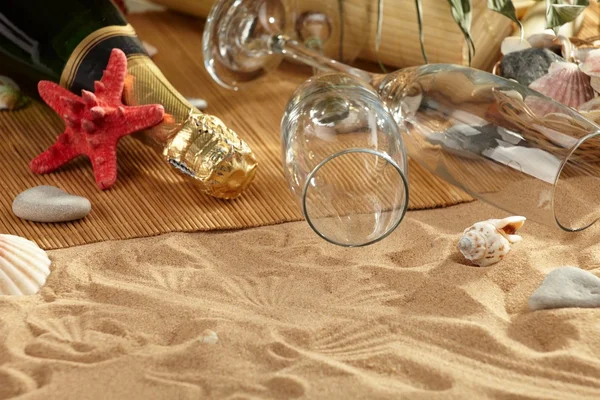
546;0;589;34
375;0;387;72
447;0;475;65
487;0;523;40
337;0;344;62
415;0;429;63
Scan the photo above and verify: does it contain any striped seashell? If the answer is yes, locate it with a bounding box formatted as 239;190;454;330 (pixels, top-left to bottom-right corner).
0;234;51;295
529;61;595;110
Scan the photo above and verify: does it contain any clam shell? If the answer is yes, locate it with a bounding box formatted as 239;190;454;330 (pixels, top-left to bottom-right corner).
0;76;29;111
529;61;595;110
0;234;51;295
580;48;600;78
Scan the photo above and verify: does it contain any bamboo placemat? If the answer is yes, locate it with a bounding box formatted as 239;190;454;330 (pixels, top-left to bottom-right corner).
0;11;475;250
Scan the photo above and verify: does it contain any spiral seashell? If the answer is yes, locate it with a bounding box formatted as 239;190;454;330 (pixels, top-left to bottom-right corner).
457;216;526;267
0;234;51;295
529;61;595;110
0;76;29;111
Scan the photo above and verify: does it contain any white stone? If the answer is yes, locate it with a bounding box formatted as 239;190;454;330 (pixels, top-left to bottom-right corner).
186;98;208;110
529;266;600;311
12;186;91;223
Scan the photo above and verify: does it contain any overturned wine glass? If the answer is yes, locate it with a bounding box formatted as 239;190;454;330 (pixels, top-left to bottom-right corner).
282;73;409;246
204;0;600;235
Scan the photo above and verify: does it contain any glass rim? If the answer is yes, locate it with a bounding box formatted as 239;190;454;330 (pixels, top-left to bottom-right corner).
552;129;600;232
301;148;410;247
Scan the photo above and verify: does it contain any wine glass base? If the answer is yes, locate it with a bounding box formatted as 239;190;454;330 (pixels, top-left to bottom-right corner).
203;0;286;90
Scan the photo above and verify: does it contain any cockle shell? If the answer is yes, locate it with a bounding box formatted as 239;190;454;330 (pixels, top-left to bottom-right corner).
0;76;29;111
457;216;526;267
579;49;600;93
0;234;51;295
529;61;595;110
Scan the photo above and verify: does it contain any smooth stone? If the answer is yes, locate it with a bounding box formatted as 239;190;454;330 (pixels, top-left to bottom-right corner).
186;97;208;110
529;266;600;311
12;185;91;223
500;48;564;86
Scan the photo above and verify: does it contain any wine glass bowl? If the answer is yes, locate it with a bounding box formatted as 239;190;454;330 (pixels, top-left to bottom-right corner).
295;11;332;50
204;0;600;236
281;73;409;246
203;0;287;90
377;65;600;232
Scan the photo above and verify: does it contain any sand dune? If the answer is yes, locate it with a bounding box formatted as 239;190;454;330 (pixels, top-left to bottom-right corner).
2;201;600;399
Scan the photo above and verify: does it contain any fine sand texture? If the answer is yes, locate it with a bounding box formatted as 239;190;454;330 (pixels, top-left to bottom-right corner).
2;200;600;399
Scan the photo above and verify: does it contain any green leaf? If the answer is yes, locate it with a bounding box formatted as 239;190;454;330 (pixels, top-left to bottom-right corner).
447;0;476;65
415;0;429;63
487;0;523;40
546;0;588;34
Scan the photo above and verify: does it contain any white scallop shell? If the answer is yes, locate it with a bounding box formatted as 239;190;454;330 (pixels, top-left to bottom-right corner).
457;216;526;267
0;234;51;295
529;61;595;110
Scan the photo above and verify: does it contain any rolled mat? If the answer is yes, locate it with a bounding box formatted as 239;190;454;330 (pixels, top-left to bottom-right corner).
0;12;475;249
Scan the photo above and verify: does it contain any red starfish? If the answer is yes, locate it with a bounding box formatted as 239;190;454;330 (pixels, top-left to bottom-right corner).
30;48;165;190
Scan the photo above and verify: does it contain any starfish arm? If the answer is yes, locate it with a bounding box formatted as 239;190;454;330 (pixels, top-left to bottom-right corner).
38;81;84;114
29;133;79;174
90;146;119;190
98;49;128;105
105;104;165;137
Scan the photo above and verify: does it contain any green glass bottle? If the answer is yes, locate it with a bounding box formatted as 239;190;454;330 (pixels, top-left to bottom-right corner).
0;0;257;199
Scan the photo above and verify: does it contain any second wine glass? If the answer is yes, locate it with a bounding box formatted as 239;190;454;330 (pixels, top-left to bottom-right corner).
282;73;409;246
204;0;600;235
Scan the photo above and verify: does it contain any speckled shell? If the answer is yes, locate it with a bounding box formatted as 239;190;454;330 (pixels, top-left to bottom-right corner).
0;234;51;295
457;216;526;267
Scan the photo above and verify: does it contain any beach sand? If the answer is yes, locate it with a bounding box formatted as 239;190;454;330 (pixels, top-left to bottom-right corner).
2;200;600;399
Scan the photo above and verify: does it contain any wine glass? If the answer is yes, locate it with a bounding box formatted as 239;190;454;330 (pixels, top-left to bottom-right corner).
204;0;600;233
282;72;409;246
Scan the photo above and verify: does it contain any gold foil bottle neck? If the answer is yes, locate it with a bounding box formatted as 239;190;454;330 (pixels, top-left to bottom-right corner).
164;111;257;199
61;26;258;199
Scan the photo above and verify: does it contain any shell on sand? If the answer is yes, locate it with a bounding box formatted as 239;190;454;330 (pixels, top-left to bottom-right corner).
529;61;595;109
457;216;526;267
0;234;51;295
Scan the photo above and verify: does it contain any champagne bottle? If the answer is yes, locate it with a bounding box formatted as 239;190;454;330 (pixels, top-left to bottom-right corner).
0;0;257;199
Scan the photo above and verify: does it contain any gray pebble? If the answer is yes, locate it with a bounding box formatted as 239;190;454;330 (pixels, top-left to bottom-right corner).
500;48;564;87
12;185;91;223
186;97;208;110
529;266;600;311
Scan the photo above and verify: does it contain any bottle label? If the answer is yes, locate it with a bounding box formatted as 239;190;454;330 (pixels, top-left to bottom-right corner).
60;24;145;94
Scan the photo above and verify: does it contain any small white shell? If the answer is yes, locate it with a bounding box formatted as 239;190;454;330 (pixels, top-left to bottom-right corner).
457;216;526;267
201;329;218;344
0;234;51;295
529;61;595;110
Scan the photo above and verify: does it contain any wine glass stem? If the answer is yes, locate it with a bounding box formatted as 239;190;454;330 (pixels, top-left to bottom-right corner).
270;34;375;84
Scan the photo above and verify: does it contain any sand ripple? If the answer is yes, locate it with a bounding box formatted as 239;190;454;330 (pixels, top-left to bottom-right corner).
2;201;600;398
